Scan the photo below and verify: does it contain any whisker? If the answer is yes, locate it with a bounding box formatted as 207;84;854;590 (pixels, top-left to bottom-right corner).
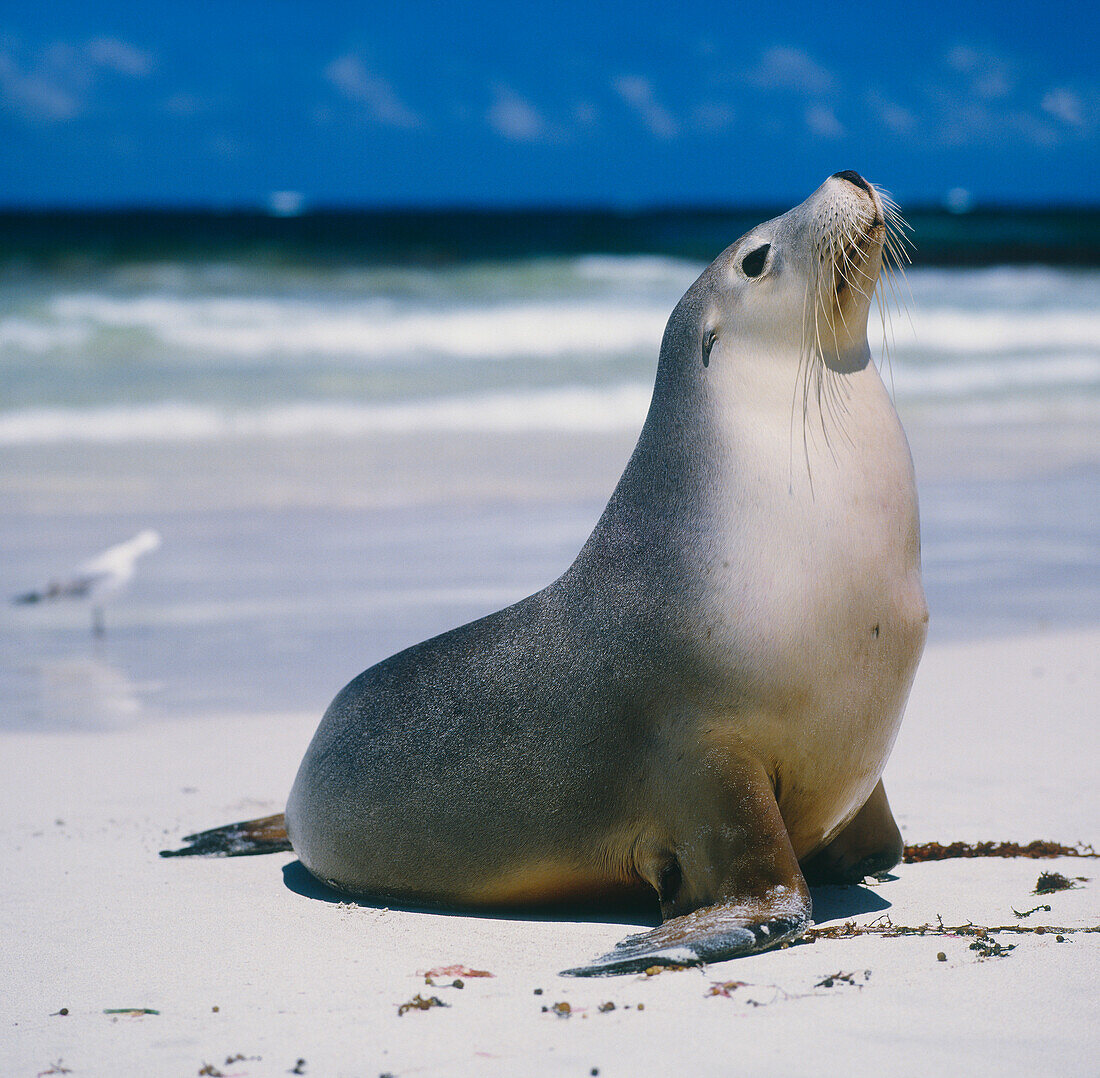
791;274;813;490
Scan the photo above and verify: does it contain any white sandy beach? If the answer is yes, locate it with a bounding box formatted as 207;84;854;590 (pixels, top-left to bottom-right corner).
1;626;1096;1078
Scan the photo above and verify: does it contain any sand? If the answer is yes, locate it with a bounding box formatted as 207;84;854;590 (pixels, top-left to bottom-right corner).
2;628;1096;1078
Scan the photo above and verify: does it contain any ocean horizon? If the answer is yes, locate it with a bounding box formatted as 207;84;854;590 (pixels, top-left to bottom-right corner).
2;204;1099;268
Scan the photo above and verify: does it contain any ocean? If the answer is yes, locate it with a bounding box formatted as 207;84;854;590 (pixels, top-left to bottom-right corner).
1;208;1097;728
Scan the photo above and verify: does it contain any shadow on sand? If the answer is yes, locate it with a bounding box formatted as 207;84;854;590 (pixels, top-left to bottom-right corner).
282;859;891;930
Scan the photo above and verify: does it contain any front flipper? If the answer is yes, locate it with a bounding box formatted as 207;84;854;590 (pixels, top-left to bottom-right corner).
562;757;811;977
560;892;809;977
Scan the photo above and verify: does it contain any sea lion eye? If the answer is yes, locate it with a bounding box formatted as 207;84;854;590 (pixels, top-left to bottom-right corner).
741;244;770;278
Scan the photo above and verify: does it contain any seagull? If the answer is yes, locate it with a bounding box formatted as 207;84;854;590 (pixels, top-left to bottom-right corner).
12;529;162;635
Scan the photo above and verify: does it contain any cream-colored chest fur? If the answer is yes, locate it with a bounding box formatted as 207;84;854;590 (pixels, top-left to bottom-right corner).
699;360;927;854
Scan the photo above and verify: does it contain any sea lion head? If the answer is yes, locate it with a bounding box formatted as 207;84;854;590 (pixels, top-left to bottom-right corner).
678;171;906;384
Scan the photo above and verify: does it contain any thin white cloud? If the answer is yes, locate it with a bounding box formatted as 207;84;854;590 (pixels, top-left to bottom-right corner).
486;84;546;141
693;101;735;132
0;50;82;120
867;93;917;136
1041;88;1085;127
748;47;834;94
946;45;1014;100
931;91;1062;149
613;75;678;139
806;103;844;139
0;36;151;122
324;54;422;129
86;37;153;77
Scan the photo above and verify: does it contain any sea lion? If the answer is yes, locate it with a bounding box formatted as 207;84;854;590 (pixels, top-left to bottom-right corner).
165;171;927;976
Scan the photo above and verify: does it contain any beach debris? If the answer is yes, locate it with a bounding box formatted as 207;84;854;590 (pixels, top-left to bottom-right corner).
707;980;749;998
802;916;1098;945
104;1007;159;1016
815;970;871;988
706;980;803;1007
1033;871;1085;894
289;1061;307;1075
423;975;466;988
198;1065;224;1077
598;1001;616;1012
397;993;448;1016
1012;904;1052;918
421;964;492;988
37;1063;71;1078
903;840;1097;863
533;987;544;995
643;962;690;976
969;935;1016;959
421;964;492;979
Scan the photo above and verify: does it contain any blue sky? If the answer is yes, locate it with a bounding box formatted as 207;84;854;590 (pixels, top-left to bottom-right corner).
1;0;1096;207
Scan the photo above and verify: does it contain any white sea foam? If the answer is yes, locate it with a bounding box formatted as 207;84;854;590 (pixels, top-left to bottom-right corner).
573;254;702;285
887;310;1100;355
2;373;1098;447
1;263;1097;444
890;352;1100;397
0;318;90;352
6;294;1095;370
43;293;669;360
0;265;1093;369
0;384;653;445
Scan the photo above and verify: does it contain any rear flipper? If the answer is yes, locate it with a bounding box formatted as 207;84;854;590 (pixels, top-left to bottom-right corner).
160;813;291;858
562;757;812;977
801;779;903;885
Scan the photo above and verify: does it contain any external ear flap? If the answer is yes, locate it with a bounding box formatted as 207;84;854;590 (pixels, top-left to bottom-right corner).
702;326;718;367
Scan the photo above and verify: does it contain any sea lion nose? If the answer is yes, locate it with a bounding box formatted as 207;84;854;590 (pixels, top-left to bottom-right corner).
831;170;872;195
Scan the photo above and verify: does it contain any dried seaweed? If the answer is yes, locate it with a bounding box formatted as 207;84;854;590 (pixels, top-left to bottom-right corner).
707;980;748;997
397;994;448;1016
814;970;871;987
1011;904;1052;918
419;964;493;979
903;840;1097;863
802;915;1098;943
36;1064;71;1078
1034;871;1086;894
968;937;1015;959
